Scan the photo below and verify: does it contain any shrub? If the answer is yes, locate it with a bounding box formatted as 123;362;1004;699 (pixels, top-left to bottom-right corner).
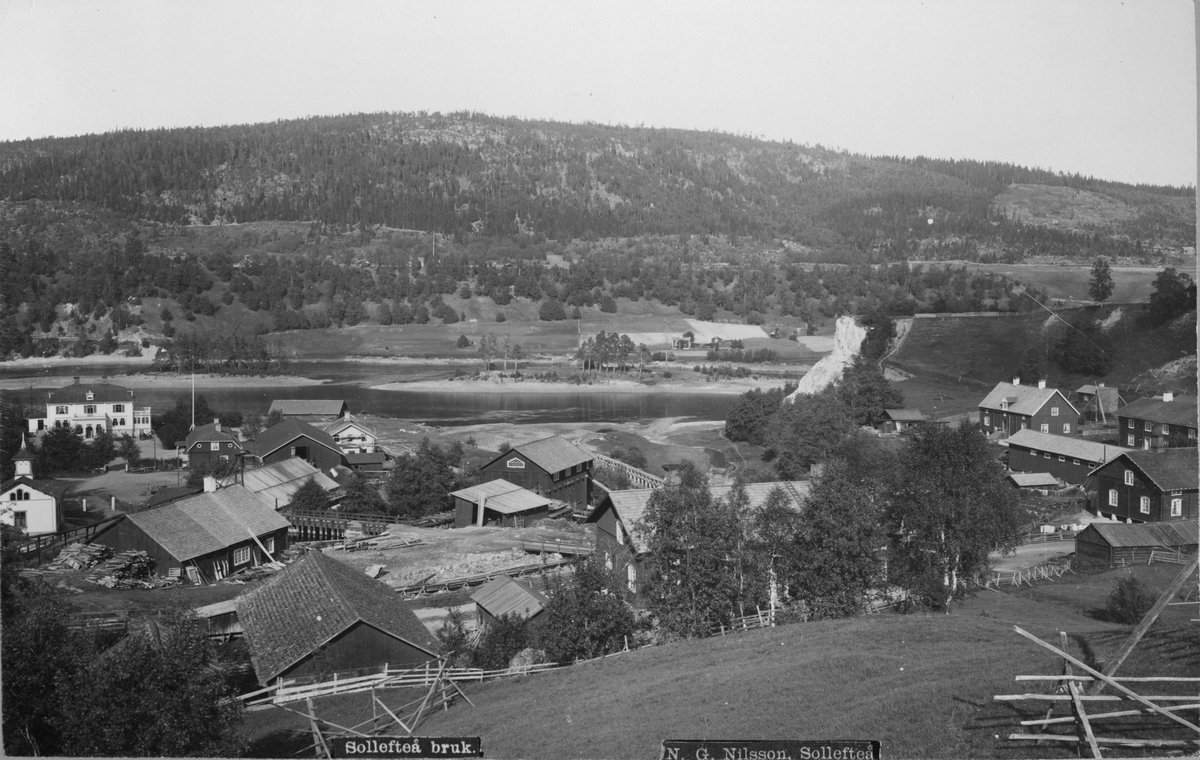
1105;575;1155;624
456;334;472;349
495;311;506;322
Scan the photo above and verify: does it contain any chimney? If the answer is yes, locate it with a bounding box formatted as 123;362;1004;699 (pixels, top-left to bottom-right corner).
1012;377;1020;386
101;375;108;383
1037;379;1046;390
73;376;80;384
1163;392;1174;403
203;475;218;493
1098;382;1105;388
213;417;221;432
476;494;487;527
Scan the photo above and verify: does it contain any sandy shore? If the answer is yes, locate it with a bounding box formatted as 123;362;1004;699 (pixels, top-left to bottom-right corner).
373;376;790;395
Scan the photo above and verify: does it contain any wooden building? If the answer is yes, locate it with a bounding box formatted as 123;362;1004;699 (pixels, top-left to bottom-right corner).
223;458;340;510
91;485;290;582
0;440;67;535
26;377;152;439
1074;520;1197;569
1075;384;1121;422
588;481;810;597
183;419;244;470
1007;472;1061;493
979;378;1078;438
267;399;349;420
323;415;380;454
239;550;438;685
479;435;593;510
1004;429;1127;486
252;418;345;472
451;479;553;528
876;408;926;434
471;576;549;632
1087;448;1199;523
1116;393;1198;450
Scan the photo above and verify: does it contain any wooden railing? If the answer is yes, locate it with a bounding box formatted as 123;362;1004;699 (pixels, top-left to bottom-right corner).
393;557;574;599
285;509;390;540
592;454;665;489
5;516;124;567
518;537;594;556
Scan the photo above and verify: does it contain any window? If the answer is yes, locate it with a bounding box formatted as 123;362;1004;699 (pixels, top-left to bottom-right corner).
84;405;96;415
1171;498;1183;517
1163;424;1170;435
1144;420;1152;431
1108;489;1118;507
113;404;124;413
233;546;251;565
1044;452;1051;459
627;564;637;593
55;405;68;415
210;442;220;451
1127;418;1134;428
264;536;275;554
506;457;525;469
604;552;613;571
85;391;94;401
1142;440;1150;450
1051;406;1059;417
616;521;625;545
1057;455;1065;462
1040;424;1049;433
13;512;26;529
1127;435;1135;446
1138;496;1150;514
1072;459;1080;465
118;418;125;427
1190;428;1197;439
1124;470;1134;486
983;414;991;426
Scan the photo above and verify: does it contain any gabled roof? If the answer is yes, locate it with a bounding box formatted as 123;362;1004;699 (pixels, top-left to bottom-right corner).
980;382;1075;417
229;459;339;509
882;408;925;422
45;381;137;405
491;435;592;474
268;399;348;417
1005;429;1128;464
1008;472;1060;488
1117;396;1199;427
1102;448;1200;493
253;419;343;459
346;452;387;466
124;485;291;562
323;417;376;438
0;476;72;502
144;485;202;509
185;422;243;448
238;550;438;684
1079;520;1198;548
590;481;809;554
450;480;553;515
471;576;549;621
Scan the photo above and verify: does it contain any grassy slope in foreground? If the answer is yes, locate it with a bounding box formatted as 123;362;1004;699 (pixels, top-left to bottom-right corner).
245;569;1197;760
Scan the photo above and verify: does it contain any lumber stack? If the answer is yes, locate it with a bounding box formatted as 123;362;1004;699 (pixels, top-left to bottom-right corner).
85;550;177;588
46;542;113;572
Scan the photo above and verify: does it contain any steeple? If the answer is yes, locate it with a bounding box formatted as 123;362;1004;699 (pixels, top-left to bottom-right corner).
13;437;34;478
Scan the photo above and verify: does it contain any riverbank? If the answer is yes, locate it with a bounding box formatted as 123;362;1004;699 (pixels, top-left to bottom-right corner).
0;372;328;392
373;375;791;395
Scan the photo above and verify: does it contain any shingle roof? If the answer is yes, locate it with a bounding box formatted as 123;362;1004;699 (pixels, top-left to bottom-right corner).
323;418;376;438
185;422;243;448
238;550;438;684
1079;520;1198;548
230;459;339;509
1118;396;1199;427
125;485;291;562
980;382;1075;417
143;485;202;509
345;452;387;466
1008;472;1060;488
1005;429;1128;464
882;408;925;422
471;576;549;621
592;481;809;554
253;418;343;459
45;381;137;405
268;399;348;417
0;476;72;502
1122;448;1199;492
450;480;553;515
505;435;593;474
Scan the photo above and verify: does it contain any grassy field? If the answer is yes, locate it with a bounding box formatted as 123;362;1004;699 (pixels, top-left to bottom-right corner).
242;563;1199;759
908;262;1164;303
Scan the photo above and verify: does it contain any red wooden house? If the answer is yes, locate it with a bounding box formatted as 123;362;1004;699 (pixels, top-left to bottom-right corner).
1116;393;1198;450
979;378;1078;438
1087;448;1199;523
252;418;345;472
478;435;593;510
183;419;244;470
1004;429;1127;486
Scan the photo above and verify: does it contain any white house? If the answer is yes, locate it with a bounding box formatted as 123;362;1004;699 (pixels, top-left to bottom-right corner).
322;415;379;455
0;441;68;535
27;377;152;439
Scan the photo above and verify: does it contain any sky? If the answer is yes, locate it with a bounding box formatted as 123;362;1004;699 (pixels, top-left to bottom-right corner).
0;0;1195;187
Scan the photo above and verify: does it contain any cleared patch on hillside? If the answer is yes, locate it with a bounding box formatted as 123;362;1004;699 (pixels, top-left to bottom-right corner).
996;184;1137;232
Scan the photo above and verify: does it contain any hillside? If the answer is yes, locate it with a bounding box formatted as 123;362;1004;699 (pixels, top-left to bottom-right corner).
244;565;1198;759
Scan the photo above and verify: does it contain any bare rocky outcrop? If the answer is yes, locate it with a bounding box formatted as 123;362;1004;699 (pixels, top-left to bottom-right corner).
786;316;866;400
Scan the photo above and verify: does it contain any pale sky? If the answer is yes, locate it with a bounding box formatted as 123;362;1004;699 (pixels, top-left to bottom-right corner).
0;0;1195;187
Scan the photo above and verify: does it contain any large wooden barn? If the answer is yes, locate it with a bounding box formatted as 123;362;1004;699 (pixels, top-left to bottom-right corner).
91;485;290;582
1074;520;1198;569
252;418;345;472
478;435;593;510
239;550;438;685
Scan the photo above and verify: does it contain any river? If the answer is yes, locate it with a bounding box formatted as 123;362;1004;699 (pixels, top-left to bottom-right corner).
1;361;738;427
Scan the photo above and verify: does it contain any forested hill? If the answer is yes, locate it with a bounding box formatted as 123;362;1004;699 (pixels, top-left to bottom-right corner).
0;111;1193;257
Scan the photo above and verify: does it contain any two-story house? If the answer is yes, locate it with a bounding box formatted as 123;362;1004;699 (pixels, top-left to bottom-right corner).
1004;429;1127;487
27;377;152;439
1116;393;1198;450
979;378;1078;438
0;440;69;535
1088;448;1198;523
323;415;379;454
183;419;245;470
479;435;593;510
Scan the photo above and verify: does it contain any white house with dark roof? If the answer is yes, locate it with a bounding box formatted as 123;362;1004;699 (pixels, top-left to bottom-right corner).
979;378;1078;438
26;377;152;439
322;415;379;455
1;440;69;535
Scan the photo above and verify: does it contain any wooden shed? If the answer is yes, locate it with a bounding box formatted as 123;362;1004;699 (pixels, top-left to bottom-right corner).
1074;519;1198;569
451;479;553;528
238;550;438;685
471;575;549;632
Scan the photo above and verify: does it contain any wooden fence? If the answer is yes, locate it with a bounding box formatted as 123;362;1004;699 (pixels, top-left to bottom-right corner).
1114;548;1195;567
285;509;390;541
592;454;665;489
518;538;594;556
990;562;1074;588
393;557;575;599
5;516;124;567
1019;531;1078;545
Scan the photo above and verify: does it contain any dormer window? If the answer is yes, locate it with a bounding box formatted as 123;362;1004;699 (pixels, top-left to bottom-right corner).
86;391;94;401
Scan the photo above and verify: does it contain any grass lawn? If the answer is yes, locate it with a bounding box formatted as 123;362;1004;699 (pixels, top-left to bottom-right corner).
241;564;1200;759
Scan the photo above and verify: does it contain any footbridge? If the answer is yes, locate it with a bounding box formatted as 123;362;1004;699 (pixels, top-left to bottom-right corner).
592;453;665;489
